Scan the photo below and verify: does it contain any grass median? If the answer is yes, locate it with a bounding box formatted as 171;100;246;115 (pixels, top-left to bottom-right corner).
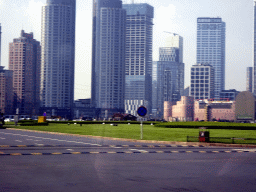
5;123;256;142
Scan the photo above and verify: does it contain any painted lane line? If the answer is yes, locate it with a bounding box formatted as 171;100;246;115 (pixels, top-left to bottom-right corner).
1;150;254;156
10;153;22;156
52;152;62;155
0;138;5;140
91;144;101;146
31;153;42;155
71;152;81;155
26;139;33;141
15;140;22;143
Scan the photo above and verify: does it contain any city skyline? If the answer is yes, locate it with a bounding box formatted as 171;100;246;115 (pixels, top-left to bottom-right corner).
0;0;253;100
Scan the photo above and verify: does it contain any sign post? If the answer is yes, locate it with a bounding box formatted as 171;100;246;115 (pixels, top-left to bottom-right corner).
137;106;147;140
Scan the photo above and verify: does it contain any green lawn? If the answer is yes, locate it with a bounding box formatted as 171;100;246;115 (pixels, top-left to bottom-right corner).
4;123;256;142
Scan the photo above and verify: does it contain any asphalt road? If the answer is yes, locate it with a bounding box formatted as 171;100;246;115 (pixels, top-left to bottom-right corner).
0;129;256;192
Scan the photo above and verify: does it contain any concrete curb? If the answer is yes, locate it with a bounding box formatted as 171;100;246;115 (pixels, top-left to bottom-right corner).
6;128;256;148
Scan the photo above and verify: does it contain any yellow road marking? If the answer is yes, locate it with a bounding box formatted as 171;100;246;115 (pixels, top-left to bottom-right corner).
109;145;116;147
212;151;219;153
135;145;142;147
52;152;62;155
31;153;42;155
186;151;193;153
122;145;129;147
225;151;231;153
125;151;133;154
71;152;81;155
11;153;22;156
17;145;27;147
156;151;164;153
0;145;9;148
199;151;206;153
159;145;166;148
171;151;179;153
182;145;188;147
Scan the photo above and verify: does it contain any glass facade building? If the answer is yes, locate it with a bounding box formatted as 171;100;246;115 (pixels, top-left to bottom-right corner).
40;0;76;118
247;67;253;93
0;24;1;66
91;0;126;116
123;3;154;116
157;38;184;117
152;61;158;115
254;2;256;95
190;64;214;100
196;17;226;99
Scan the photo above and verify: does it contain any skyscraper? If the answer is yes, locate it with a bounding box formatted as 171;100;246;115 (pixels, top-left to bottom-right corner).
0;24;2;66
247;67;253;93
157;34;184;117
254;1;256;94
41;0;76;118
9;30;41;115
0;66;13;114
196;17;226;99
122;3;154;116
91;0;126;117
152;61;158;116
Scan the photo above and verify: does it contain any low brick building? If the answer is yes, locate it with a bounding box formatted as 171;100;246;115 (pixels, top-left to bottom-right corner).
171;96;194;121
194;100;236;121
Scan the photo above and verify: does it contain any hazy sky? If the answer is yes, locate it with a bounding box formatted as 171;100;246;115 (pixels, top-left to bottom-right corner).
0;0;254;99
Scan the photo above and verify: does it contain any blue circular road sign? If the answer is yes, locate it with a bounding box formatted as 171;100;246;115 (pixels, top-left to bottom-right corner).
137;106;147;117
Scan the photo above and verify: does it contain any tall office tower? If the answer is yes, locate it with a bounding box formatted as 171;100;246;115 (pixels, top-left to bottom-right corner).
254;1;256;94
122;3;154;116
9;30;41;115
91;0;126;117
196;17;226;99
189;63;214;100
247;67;253;92
157;35;184;117
41;0;76;118
0;66;13;114
152;61;158;116
0;24;2;66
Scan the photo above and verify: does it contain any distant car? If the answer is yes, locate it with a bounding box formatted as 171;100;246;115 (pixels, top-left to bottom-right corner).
4;118;10;122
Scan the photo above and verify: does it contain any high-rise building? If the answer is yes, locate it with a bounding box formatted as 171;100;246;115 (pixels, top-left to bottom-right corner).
0;66;13;114
190;63;214;100
152;61;158;116
0;24;2;66
247;67;253;93
91;0;126;118
157;34;184;117
123;3;154;116
41;0;76;118
254;1;256;94
9;30;41;115
196;17;226;99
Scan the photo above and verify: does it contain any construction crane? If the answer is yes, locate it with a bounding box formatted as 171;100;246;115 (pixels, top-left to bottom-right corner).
163;31;178;36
